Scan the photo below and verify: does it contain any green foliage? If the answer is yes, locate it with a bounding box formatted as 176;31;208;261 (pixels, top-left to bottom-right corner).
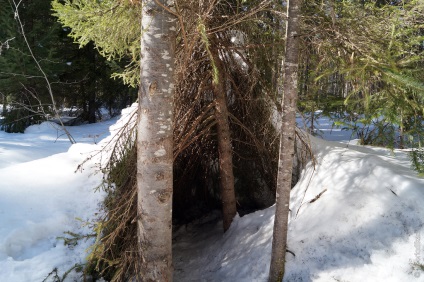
57;230;95;248
198;21;219;85
42;264;84;282
79;110;139;281
85;145;138;281
410;261;424;277
52;0;141;87
65;0;283;277
58;41;136;124
1;105;45;133
410;148;424;175
0;0;135;131
299;0;424;150
415;263;424;271
0;0;64;131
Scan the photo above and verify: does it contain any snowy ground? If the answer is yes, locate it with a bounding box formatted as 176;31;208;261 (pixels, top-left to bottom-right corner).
173;115;424;281
1;108;424;281
0;105;136;281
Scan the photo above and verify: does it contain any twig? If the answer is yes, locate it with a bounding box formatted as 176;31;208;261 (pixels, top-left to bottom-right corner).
308;188;327;203
0;37;15;55
387;187;398;196
286;248;296;257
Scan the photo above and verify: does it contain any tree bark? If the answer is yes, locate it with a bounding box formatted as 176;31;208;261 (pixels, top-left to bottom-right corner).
137;1;176;281
269;0;301;281
211;46;237;232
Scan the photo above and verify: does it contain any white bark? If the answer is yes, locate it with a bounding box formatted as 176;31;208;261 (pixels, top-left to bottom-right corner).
137;1;176;280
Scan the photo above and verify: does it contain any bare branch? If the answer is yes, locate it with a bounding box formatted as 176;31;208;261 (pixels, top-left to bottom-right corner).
11;1;76;144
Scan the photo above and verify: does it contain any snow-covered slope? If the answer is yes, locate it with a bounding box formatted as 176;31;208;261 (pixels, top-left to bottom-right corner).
286;136;424;281
173;135;424;281
0;105;137;281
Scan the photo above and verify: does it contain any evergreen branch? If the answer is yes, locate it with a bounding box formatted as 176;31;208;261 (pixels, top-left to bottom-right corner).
381;68;424;93
198;21;219;85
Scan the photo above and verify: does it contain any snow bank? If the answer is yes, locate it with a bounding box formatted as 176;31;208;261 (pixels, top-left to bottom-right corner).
285;136;424;281
0;144;104;281
0;118;116;169
173;135;424;281
0;105;137;281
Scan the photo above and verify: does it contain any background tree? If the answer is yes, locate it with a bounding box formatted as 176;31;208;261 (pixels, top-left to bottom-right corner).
298;0;424;150
0;0;64;132
0;0;131;133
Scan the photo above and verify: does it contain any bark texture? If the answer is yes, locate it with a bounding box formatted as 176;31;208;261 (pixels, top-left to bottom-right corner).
211;47;237;232
269;0;301;281
137;1;176;281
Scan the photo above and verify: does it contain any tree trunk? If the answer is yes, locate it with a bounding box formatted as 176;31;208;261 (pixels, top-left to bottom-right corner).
88;93;96;123
399;112;404;149
269;0;301;281
211;46;237;232
310;106;315;134
88;47;96;124
137;1;176;281
2;94;5;114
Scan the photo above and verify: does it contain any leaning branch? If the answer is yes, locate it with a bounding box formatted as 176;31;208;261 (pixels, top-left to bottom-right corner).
12;1;76;144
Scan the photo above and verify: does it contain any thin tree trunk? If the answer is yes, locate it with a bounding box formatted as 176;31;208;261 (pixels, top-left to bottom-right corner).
2;94;5;114
211;46;237;232
269;0;301;281
88;96;96;123
399;111;404;149
137;0;176;280
88;46;96;124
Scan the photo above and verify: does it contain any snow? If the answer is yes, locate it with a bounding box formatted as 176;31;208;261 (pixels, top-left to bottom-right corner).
284;135;424;282
0;104;137;281
173;114;424;281
1;108;424;281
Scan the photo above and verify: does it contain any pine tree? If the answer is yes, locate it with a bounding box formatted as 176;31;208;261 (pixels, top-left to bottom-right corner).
0;0;132;132
0;0;60;132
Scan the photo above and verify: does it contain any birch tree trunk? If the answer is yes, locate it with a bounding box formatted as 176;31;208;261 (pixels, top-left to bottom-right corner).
137;0;176;280
269;0;301;281
211;46;237;232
